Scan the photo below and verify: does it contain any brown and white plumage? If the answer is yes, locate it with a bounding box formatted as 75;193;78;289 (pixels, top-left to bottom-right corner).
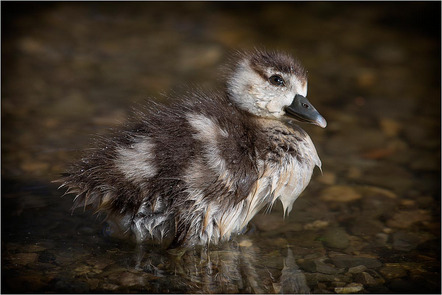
58;49;326;247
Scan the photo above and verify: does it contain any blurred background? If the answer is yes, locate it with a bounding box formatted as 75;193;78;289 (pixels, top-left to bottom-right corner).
2;2;440;293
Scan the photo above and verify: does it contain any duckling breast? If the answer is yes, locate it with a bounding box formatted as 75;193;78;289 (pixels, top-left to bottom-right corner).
234;119;321;230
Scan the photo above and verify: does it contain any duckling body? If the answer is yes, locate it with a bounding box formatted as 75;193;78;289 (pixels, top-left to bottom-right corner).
60;49;326;247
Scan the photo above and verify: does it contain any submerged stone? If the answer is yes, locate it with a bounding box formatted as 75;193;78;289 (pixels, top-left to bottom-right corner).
386;209;431;229
9;253;39;266
298;258;343;275
330;254;382;269
354;271;377;286
335;282;364;294
348;265;367;274
320;185;361;202
379;118;402;137
322;227;350;249
379;264;407;279
350;218;383;237
392;231;433;251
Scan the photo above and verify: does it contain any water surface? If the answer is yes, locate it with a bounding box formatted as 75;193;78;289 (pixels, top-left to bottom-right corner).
2;2;440;293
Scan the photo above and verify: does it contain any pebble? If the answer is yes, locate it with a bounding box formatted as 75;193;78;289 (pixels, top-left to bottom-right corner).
320;185;361;202
8;253;39;266
43;118;60;128
87;279;100;290
356;69;376;88
298;259;343;275
400;199;416;207
330;254;382;269
359;194;397;219
315;282;330;293
285;245;325;259
317;171;336;185
322;227;350;249
379;118;401;137
383;227;393;234
379;264;407;279
347;167;362;179
331;281;347;288
392;231;433;251
238;239;253;247
361;164;414;193
348;265;367;274
74;265;102;275
303;220;329;230
350;218;383;237
287;231;325;249
18;37;46;55
358;185;397;199
102;283;119;291
373;233;389;247
305;273;350;284
86;257;114;270
354;272;377;286
387;209;431;229
21;244;47;253
335;282;364;294
119;271;145;287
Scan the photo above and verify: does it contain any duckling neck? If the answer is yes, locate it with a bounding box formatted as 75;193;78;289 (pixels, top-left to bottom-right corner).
253;117;321;168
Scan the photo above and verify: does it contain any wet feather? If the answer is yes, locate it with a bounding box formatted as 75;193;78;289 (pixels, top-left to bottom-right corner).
57;49;324;247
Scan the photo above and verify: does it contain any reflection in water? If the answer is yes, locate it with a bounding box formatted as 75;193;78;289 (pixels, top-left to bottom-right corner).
130;237;309;294
278;247;310;294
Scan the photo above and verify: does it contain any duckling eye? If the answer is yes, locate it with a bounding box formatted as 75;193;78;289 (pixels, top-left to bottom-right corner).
269;75;285;87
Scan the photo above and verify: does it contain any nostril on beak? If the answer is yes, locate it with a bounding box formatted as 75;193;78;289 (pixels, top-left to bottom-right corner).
302;103;309;108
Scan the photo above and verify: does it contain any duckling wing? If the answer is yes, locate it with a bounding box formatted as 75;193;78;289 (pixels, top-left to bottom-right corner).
181;92;262;206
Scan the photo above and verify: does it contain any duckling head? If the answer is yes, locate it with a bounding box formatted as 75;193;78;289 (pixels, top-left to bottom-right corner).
227;49;327;128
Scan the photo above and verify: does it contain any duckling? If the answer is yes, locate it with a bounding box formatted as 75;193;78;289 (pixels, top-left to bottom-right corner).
58;49;326;247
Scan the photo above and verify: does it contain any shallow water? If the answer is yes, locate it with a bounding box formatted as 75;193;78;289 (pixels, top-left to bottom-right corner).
2;2;440;293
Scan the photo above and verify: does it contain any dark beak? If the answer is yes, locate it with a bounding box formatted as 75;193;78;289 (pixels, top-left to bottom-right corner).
285;94;327;128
